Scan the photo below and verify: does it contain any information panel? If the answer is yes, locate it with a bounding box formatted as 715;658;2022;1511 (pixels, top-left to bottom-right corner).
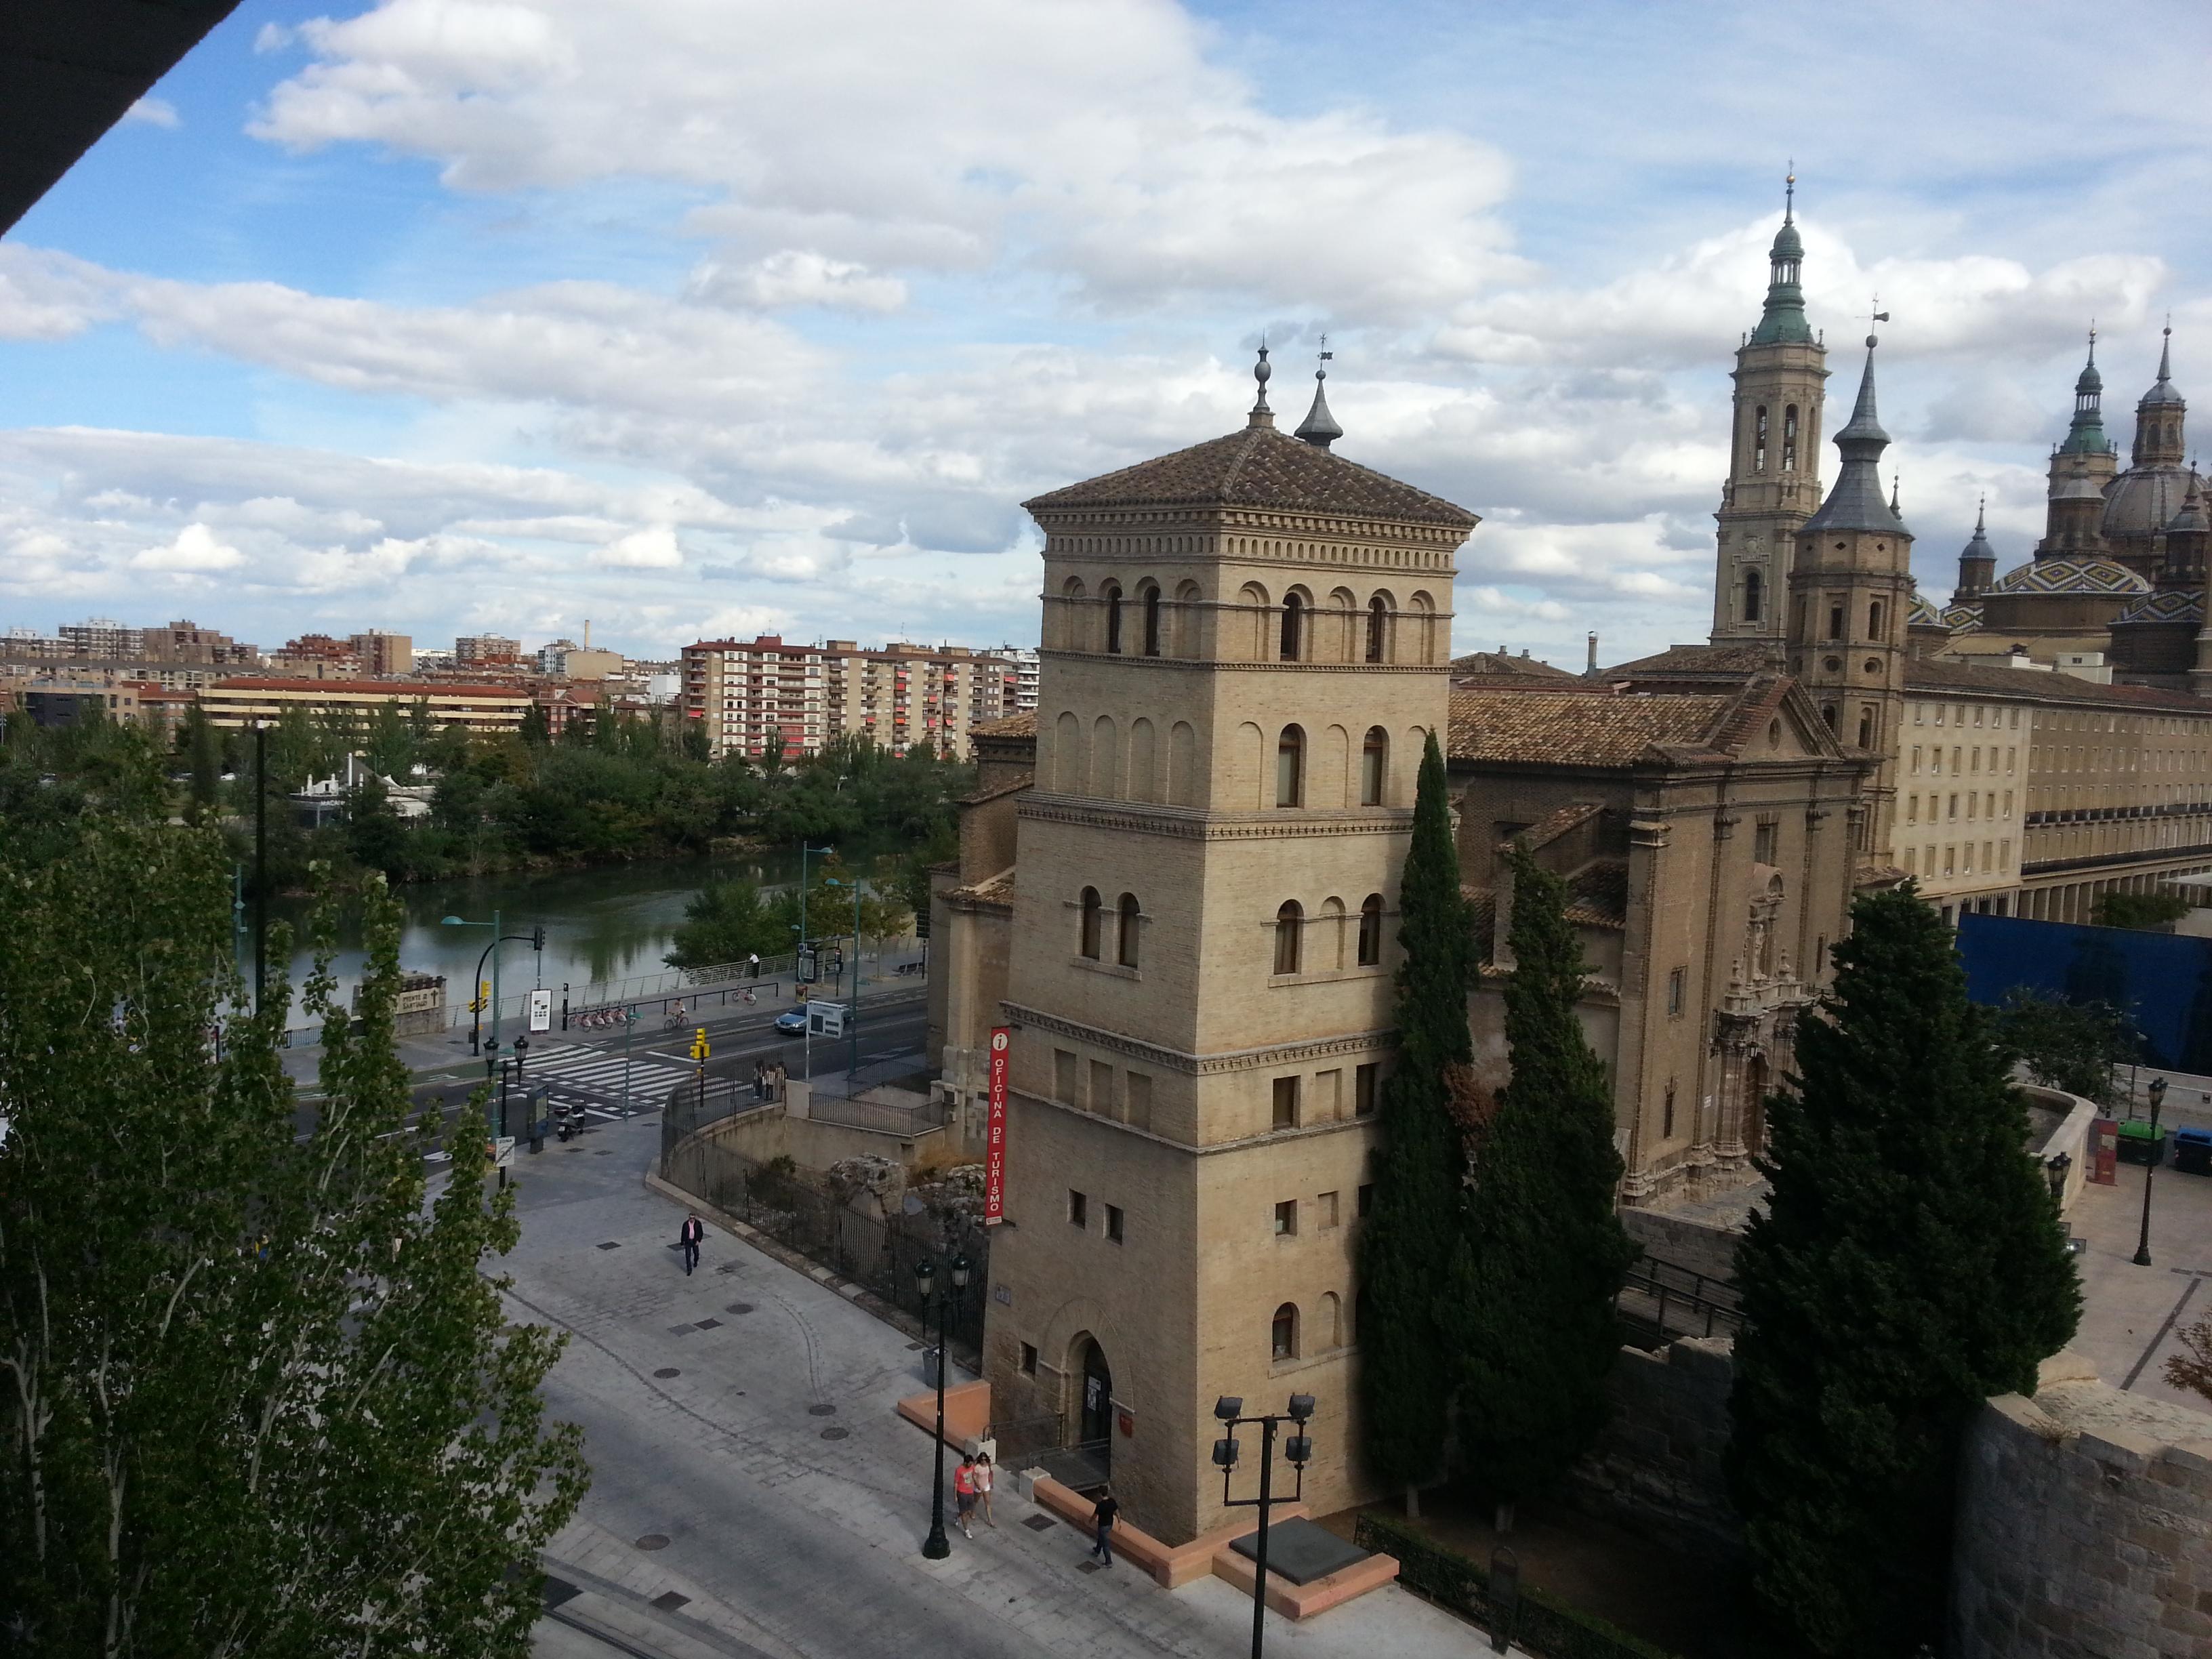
983;1026;1011;1225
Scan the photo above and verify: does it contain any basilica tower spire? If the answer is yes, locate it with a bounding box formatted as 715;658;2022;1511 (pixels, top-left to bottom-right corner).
2039;328;2119;558
1788;327;1912;865
1711;171;1830;651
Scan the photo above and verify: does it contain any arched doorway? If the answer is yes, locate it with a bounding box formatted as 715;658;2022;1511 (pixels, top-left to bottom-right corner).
1076;1335;1113;1474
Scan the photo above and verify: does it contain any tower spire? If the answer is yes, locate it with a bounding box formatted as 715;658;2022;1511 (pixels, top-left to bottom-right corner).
1803;326;1902;535
1294;335;1343;450
1747;169;1811;348
2060;323;2109;454
1248;340;1274;428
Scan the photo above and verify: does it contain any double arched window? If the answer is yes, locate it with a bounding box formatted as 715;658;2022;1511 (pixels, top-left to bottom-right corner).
1275;725;1305;808
1079;888;1144;967
1357;893;1384;966
1359;726;1387;806
1274;901;1303;975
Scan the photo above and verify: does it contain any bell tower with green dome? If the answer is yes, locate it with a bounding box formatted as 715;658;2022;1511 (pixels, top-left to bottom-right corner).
1711;174;1830;651
2037;329;2121;560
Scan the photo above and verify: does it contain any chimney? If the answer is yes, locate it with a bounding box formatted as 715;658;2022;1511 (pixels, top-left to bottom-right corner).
1585;632;1599;676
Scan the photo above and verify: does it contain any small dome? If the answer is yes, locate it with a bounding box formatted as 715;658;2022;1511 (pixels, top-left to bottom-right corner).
1984;557;2151;597
1770;218;1804;262
2102;465;2203;540
2167;481;2210;537
2076;358;2104;394
2139;329;2185;408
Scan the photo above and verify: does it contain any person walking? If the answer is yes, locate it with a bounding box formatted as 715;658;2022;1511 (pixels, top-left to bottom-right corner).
953;1453;978;1540
974;1452;996;1528
771;1058;786;1103
752;1058;766;1102
1089;1484;1118;1565
678;1210;704;1275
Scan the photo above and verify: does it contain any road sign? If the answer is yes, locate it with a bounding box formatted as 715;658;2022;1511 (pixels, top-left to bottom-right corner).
491;1136;516;1170
808;1001;846;1039
528;988;552;1033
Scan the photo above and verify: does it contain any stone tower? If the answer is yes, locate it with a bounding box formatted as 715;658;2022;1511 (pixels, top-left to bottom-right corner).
1711;178;1830;651
1954;498;1997;603
1788;334;1912;865
980;351;1477;1542
2037;333;2120;559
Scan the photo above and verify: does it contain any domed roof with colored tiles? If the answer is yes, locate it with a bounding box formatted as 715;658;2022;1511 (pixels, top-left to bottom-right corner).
1984;557;2150;596
2114;588;2204;625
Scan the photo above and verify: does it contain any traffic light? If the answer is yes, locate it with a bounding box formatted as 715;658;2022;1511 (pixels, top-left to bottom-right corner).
824;943;844;977
914;905;930;941
531;924;546;951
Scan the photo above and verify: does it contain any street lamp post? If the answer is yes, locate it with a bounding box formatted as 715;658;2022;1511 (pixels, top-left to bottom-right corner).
2134;1075;2168;1267
441;913;543;1065
825;876;863;1080
1214;1394;1315;1659
913;1252;971;1559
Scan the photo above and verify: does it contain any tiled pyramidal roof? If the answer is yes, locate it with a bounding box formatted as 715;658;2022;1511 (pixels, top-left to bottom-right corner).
1024;424;1477;528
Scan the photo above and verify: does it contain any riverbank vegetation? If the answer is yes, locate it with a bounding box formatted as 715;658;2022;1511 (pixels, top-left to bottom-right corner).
0;703;970;890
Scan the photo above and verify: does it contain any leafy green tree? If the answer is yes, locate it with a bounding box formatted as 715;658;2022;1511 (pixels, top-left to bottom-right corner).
1450;842;1635;1518
1992;989;2138;1105
344;775;413;879
665;878;787;968
1728;883;2081;1658
518;701;552;749
1357;733;1475;1512
0;827;587;1655
680;717;712;763
2091;890;2192;930
182;703;222;824
365;699;414;781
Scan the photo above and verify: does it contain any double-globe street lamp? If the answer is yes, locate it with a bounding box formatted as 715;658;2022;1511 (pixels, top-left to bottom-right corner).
2134;1073;2169;1267
1214;1393;1316;1659
913;1252;972;1560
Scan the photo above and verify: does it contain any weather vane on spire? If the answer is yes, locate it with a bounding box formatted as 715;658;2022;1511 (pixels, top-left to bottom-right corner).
1784;161;1795;222
1317;333;1332;377
1866;296;1890;348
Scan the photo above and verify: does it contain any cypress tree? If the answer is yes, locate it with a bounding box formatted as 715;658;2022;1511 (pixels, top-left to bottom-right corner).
1727;884;2081;1657
1357;733;1475;1510
1450;840;1635;1516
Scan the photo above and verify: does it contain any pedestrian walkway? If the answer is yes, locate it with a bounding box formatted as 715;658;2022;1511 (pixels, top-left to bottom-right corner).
499;1113;1515;1659
522;1042;695;1121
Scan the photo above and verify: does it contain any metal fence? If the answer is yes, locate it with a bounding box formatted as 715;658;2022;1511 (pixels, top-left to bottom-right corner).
1615;1252;1743;1348
808;1094;949;1136
658;1136;989;1364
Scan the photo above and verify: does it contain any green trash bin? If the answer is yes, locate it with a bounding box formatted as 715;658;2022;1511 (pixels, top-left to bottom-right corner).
2116;1118;2166;1168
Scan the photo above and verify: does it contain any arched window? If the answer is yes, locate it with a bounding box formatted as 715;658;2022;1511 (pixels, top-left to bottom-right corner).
1274;901;1303;975
1117;893;1141;968
1271;1302;1298;1361
1743;568;1763;623
1753;405;1769;472
1357;893;1384;966
1275;724;1305;807
1821;703;1837;731
1868;600;1885;640
1828;603;1845;640
1103;583;1124;654
1056;577;1086;651
1366;595;1387;663
1360;726;1387;806
1318;1292;1342;1349
1240;583;1271;659
1174;580;1203;659
1079;887;1103;959
1280;591;1305;661
1142;586;1161;657
1858;708;1875;750
1782;405;1799;471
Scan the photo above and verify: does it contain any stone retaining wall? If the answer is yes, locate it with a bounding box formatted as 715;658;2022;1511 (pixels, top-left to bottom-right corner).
1570;1336;1742;1561
1952;1351;2212;1659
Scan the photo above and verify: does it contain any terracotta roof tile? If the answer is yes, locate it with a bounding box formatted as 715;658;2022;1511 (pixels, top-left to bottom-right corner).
1906;657;2212;712
969;712;1038;739
1601;643;1778;680
1450;650;1580;682
1023;425;1477;528
1448;687;1732;766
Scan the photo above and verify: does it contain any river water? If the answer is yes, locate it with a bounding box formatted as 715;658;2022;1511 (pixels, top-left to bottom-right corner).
245;842;893;1018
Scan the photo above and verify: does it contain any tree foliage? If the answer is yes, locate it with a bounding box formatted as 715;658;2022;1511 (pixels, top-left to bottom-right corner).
0;827;588;1656
1449;842;1635;1501
1727;883;2081;1658
2091;890;2194;931
1991;988;2139;1106
1357;733;1475;1498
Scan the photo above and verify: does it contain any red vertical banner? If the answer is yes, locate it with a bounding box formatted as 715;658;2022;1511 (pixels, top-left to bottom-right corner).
2089;1118;2118;1187
983;1027;1011;1225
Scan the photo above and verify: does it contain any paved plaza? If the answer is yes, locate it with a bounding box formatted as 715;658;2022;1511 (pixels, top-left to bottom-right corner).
495;1111;1505;1659
2068;1140;2212;1418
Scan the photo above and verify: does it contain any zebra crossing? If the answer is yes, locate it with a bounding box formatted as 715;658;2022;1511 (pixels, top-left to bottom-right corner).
520;1042;694;1120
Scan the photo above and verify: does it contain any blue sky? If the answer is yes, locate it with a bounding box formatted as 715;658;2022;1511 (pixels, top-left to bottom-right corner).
2;0;2207;665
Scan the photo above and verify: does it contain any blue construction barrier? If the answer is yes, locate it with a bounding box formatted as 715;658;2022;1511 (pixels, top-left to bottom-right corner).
1954;912;2212;1073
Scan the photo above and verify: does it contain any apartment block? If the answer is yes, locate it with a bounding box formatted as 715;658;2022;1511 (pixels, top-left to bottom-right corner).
681;636;829;760
454;634;524;667
199;677;531;735
348;630;415;676
823;641;1023;758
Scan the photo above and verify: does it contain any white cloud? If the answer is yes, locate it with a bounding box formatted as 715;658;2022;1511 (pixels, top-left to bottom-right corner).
132;523;245;571
123;98;180;129
597;524;682;568
688;251;906;314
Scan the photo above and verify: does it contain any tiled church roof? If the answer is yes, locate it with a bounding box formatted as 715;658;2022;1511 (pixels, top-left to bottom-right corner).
968;712;1038;739
1023;425;1478;528
2115;589;2205;625
1983;557;2149;596
1450;649;1580;682
1448;687;1732;766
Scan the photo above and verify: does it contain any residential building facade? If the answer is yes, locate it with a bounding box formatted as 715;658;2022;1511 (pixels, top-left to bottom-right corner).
198;677;531;734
